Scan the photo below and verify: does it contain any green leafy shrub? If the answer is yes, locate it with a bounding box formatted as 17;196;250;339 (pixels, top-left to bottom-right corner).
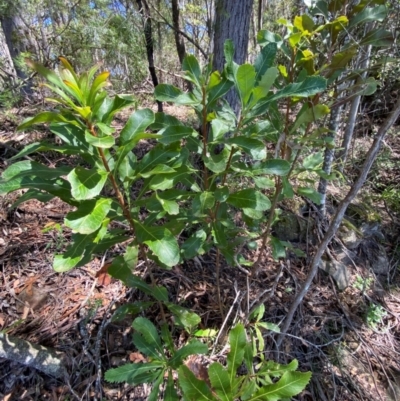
105;319;311;401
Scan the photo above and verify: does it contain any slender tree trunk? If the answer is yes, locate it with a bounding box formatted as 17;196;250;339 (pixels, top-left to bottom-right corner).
317;103;342;214
1;13;33;96
136;0;162;112
212;0;254;114
338;44;372;170
277;96;400;347
171;0;186;65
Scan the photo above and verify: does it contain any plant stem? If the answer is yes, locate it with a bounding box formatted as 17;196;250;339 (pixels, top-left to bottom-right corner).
252;178;282;276
87;122;136;232
215;248;224;319
201;86;209;190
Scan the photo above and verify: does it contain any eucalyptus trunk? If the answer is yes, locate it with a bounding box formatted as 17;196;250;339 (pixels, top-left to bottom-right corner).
212;0;254;114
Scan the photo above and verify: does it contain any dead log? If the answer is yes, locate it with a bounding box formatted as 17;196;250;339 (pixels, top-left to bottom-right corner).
0;332;67;378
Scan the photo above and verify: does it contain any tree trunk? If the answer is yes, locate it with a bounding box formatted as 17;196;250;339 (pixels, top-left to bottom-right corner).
338;44;372;171
0;12;33;96
317;103;342;215
171;0;186;65
212;0;254;114
278;95;400;347
136;0;163;112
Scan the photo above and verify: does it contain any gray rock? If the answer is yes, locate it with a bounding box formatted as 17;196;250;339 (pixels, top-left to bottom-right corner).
319;257;350;290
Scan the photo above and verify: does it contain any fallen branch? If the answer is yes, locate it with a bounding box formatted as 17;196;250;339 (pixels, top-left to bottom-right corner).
277;96;400;347
0;332;67;378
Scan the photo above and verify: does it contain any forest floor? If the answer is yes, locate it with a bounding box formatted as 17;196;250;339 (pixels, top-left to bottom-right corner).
0;104;400;401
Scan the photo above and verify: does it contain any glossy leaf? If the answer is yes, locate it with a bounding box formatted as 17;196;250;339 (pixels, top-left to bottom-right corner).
235;64;256;107
65;198;112;234
85;131;115;148
183;54;202;87
227;323;246;384
169;340;208;369
182;229;207;259
208;362;232;401
165;372;179;401
251;159;291;176
159;125;197;145
135;221;180;268
297;186;323;204
227;137;266;160
228;189;271;211
248;371;311;401
360;29;393;47
254;43;277;84
178;365;214;401
348;5;387;28
105;361;164;383
67;167;108;200
17;112;67;131
120;108;155;144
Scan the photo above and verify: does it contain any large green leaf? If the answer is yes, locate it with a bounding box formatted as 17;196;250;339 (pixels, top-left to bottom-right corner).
0;175;75;205
254;43;277;84
159;126;197;145
360;28;393;47
227;189;271;211
227;324;247;384
235;64;256;107
132;317;162;351
165;303;202;332
165;372;180;401
297;186;322;204
208;362;232;401
181;229;207;259
169;340;208;369
99;94;138;123
251;159;291;176
67;167;108;200
85;131;115;148
17;112;68;131
135;221;180;268
348;5;387;28
227;137;266;160
251;77;326;117
291;104;330;132
207;78;234;106
150;112;183;130
155;84;199;105
249;371;311;401
183;54;202;87
120;108;155;144
2;160;71;181
105;361;164;383
65;198;112;234
53;231;99;272
178;365;214;401
192;192;215;216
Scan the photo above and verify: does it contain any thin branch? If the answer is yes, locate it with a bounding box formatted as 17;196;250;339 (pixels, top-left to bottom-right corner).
277;96;400;348
146;1;208;59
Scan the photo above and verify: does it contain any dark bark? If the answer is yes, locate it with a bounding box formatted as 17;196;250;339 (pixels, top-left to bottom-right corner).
171;0;186;65
136;0;162;112
212;0;254;114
